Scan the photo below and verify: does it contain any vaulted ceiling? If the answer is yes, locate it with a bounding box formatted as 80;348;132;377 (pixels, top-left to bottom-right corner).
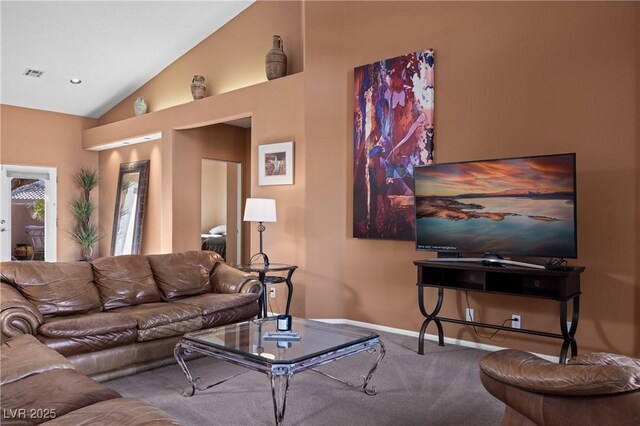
0;1;254;118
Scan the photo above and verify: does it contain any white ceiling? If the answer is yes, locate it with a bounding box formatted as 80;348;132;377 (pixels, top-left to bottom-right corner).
0;0;254;118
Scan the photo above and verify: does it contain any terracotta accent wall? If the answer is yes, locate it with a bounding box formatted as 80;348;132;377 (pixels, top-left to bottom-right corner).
86;74;306;283
98;0;303;125
172;124;248;253
201;160;227;233
98;140;163;256
302;1;639;357
87;1;637;357
0;105;98;261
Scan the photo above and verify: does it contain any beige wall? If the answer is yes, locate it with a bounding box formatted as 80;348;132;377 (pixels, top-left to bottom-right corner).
173;124;248;254
98;0;303;125
98;140;163;256
0;105;98;261
86;74;306;272
202;159;228;233
302;1;639;357
86;1;637;358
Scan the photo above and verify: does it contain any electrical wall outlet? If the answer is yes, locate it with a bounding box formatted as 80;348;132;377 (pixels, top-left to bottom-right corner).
465;308;475;322
269;288;276;299
511;314;521;329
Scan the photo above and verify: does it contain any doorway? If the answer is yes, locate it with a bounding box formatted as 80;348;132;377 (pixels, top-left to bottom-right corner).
201;159;242;265
0;164;57;261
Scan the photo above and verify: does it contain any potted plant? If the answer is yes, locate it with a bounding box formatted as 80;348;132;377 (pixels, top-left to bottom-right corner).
70;167;101;261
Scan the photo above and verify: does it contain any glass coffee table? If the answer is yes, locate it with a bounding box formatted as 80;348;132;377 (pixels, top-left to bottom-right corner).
174;317;385;425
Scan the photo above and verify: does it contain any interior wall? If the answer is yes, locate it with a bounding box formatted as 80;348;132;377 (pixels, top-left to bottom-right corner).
303;1;639;357
172;124;248;253
0;105;98;261
85;1;637;357
98;140;163;256
226;162;240;265
201;159;227;233
98;0;303;125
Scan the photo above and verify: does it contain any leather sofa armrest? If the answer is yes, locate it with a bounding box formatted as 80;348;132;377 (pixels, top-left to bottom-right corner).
568;352;640;368
480;349;640;396
210;263;263;295
0;282;43;340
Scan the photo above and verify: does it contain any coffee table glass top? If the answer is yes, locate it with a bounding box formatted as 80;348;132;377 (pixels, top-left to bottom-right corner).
183;317;378;365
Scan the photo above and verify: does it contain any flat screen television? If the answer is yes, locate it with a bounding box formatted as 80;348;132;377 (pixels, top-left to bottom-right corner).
414;153;577;267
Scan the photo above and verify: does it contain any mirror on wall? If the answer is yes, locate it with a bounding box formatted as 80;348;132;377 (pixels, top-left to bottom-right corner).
111;160;149;256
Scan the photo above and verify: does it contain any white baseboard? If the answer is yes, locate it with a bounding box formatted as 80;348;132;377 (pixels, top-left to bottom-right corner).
313;317;560;363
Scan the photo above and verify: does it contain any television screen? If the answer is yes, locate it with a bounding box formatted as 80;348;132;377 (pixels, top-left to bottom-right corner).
415;153;577;259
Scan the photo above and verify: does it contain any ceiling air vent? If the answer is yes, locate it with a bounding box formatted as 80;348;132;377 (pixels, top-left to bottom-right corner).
22;68;45;78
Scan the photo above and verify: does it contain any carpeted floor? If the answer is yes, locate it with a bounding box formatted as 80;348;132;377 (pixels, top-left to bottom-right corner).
106;324;505;425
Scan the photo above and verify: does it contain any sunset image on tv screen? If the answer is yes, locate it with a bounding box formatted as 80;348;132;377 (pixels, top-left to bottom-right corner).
415;154;577;258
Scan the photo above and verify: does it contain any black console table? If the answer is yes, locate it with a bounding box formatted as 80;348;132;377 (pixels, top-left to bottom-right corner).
414;260;585;363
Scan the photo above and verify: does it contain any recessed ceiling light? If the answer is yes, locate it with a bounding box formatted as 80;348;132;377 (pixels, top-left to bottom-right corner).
70;78;82;84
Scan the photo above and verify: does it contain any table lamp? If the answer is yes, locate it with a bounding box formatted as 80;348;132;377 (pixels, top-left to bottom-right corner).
243;198;277;267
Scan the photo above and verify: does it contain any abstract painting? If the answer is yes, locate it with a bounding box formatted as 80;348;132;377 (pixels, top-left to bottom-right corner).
353;49;435;240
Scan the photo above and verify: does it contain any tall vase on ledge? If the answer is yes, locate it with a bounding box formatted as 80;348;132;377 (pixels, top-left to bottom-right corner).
191;75;206;100
265;35;287;80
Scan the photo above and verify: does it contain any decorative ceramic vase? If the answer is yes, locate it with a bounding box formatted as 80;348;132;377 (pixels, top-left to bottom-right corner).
133;97;147;116
191;75;206;100
265;35;287;80
81;246;93;262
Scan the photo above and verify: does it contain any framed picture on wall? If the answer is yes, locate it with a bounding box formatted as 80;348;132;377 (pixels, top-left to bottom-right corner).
353;49;435;241
258;141;294;186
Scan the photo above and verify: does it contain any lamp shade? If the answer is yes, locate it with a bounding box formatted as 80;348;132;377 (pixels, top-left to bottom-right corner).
243;198;277;223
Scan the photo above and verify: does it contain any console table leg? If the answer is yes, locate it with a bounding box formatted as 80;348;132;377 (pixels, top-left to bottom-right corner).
284;269;294;315
269;367;292;426
418;286;445;354
559;296;580;363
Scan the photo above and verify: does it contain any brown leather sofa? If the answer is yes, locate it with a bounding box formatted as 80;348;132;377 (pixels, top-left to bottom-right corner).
0;251;262;381
480;349;640;425
1;333;180;425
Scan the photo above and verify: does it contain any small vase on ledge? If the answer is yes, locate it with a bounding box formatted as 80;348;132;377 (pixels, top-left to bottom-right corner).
133;97;147;116
191;75;206;100
265;35;287;80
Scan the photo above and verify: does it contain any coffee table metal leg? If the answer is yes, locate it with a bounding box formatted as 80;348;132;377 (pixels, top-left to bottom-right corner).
310;340;386;396
174;343;199;397
269;367;292;426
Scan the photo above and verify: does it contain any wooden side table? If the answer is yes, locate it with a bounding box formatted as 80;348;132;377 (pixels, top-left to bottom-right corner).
236;263;298;318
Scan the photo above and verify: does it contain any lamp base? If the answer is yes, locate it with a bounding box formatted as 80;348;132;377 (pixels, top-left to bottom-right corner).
249;252;270;268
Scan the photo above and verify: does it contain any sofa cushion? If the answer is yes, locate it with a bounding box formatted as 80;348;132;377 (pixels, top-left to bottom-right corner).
37;330;138;357
0;369;120;425
91;255;161;310
42;398;181;425
111;302;203;341
0;334;73;386
38;312;137;337
0;262;101;317
35;312;139;357
176;292;259;316
147;251;221;301
176;293;260;328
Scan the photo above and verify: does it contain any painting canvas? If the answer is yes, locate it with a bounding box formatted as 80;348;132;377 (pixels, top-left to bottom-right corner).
259;141;294;186
353;49;435;240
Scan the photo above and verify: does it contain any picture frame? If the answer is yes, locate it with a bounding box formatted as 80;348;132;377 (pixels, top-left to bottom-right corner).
258;141;294;186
